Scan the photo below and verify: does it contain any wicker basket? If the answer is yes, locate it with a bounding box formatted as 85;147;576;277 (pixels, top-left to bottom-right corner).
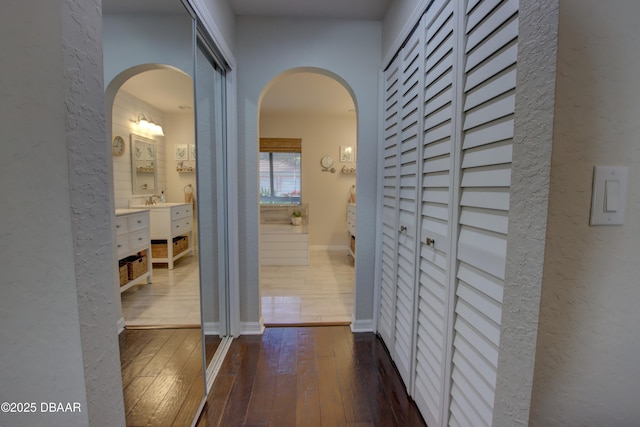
173;237;183;254
151;240;168;258
119;262;128;286
151;236;189;259
176;235;189;254
127;252;148;281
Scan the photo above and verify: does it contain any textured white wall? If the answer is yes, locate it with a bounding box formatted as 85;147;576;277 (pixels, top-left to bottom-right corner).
164;112;198;248
493;0;558;425
530;0;640;425
260;112;357;248
196;0;236;55
164;113;197;205
0;0;125;425
381;0;426;61
103;14;194;86
236;17;381;326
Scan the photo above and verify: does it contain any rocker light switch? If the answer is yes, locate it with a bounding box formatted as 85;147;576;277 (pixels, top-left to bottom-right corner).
604;180;619;212
590;166;629;225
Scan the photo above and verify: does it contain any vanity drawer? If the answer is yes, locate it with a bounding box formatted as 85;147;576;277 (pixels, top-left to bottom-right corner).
115;216;129;236
171;205;192;221
347;204;356;235
128;213;149;232
171;217;192;236
128;229;150;252
116;235;131;259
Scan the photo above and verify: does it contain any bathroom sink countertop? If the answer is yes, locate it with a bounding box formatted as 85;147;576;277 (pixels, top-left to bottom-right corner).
129;202;190;209
115;208;150;215
260;224;309;234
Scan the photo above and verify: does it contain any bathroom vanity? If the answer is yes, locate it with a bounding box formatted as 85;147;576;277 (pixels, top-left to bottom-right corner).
347;203;356;258
115;208;152;292
130;202;194;269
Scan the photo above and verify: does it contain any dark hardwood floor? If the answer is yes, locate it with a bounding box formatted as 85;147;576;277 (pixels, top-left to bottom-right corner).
196;326;426;427
119;328;221;427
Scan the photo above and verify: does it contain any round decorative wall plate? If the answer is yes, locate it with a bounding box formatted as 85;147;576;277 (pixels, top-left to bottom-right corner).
320;155;334;169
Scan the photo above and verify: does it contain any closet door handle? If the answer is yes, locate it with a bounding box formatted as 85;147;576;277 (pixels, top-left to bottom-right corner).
426;237;435;247
399;225;407;233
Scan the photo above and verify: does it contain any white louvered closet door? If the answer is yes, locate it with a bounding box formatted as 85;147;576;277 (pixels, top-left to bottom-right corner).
378;56;401;349
377;1;519;425
393;25;424;387
412;0;458;425
449;1;518;426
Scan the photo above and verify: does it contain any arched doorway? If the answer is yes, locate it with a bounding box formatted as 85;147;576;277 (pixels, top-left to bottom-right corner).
257;69;358;325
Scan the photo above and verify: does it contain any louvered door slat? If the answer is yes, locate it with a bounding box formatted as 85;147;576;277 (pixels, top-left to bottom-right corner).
466;0;501;31
461;140;512;168
463;117;514;150
464;69;517;111
449;1;518;426
465;19;518;71
466;0;517;50
465;44;517;91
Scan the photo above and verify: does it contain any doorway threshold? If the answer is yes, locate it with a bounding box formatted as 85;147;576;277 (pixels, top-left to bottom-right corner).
263;321;351;328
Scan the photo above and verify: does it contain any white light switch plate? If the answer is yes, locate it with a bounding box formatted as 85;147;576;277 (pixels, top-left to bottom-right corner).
590;166;629;226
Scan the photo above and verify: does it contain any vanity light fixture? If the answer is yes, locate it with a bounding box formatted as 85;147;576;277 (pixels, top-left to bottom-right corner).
135;114;165;136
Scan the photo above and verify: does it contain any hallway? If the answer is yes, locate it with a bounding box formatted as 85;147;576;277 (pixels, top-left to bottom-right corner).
196;326;426;426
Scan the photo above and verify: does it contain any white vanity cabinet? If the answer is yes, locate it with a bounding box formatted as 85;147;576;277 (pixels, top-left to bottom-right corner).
146;203;194;269
347;203;356;258
115;209;152;293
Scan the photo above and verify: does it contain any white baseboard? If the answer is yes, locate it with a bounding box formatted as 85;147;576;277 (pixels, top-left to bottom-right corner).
203;322;220;336
350;318;374;333
240;321;265;335
117;317;125;334
309;245;349;252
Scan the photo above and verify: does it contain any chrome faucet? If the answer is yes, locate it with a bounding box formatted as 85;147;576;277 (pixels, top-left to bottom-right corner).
146;195;161;206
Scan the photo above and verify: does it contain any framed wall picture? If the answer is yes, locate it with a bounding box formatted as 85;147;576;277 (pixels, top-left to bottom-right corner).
339;145;355;163
189;144;196;161
144;142;155;160
175;144;188;161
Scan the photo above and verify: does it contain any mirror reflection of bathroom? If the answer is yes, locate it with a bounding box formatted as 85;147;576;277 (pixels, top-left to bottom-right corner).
259;70;357;325
113;67;200;327
109;66;212;424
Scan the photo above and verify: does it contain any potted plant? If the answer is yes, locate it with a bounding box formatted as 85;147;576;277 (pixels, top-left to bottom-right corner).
291;209;303;226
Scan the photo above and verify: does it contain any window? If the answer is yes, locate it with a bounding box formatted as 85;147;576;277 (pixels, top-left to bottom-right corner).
259;138;301;204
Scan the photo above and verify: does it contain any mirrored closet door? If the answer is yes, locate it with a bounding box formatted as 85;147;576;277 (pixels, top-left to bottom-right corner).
103;0;232;424
194;29;232;381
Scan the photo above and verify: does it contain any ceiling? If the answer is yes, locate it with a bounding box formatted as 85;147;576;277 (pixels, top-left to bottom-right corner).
103;0;391;19
120;69;194;114
228;0;391;20
261;72;355;115
110;0;384;115
102;0;187;14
